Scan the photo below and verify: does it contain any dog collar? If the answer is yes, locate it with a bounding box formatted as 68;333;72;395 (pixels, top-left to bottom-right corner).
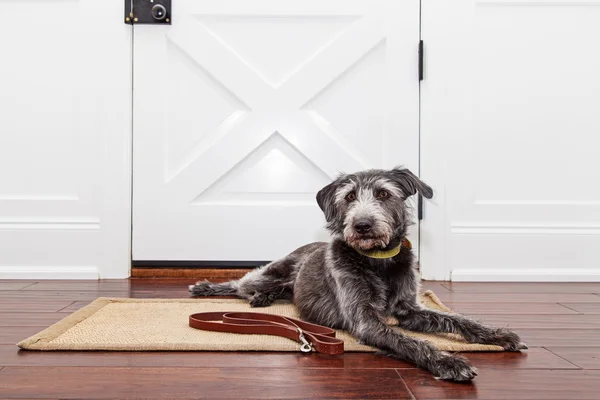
355;239;412;259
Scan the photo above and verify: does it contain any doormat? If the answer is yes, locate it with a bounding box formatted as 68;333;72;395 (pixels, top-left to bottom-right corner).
18;290;503;352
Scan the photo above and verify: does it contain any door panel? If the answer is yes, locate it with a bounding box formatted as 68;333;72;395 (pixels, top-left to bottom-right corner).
133;0;420;261
421;0;600;281
0;0;131;278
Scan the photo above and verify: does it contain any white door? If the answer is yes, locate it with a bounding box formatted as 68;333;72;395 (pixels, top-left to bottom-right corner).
420;0;600;281
133;0;420;262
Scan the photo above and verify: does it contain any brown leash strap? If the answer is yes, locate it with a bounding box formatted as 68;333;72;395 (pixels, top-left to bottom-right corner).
189;311;344;355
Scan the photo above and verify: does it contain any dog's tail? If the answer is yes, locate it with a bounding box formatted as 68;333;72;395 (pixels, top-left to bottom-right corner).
189;279;239;296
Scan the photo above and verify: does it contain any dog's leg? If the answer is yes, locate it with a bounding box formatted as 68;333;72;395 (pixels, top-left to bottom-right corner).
350;311;478;381
396;308;527;351
190;258;296;302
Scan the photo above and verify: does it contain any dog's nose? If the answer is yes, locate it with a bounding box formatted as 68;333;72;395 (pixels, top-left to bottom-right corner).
354;220;372;234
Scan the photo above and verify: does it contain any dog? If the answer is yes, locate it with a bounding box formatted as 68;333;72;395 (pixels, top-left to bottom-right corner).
189;166;526;381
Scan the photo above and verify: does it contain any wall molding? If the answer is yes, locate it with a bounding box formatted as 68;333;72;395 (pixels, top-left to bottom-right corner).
451;223;600;235
452;268;600;282
0;265;99;280
0;219;100;231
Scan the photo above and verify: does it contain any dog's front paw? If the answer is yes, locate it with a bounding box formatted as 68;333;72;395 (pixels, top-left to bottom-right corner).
189;280;212;296
249;292;274;308
488;328;527;351
431;353;478;382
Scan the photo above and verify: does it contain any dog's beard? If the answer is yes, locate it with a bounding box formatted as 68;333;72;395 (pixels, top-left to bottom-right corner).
343;224;393;251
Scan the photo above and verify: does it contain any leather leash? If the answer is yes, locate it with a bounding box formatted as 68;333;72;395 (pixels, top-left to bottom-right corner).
189;311;344;355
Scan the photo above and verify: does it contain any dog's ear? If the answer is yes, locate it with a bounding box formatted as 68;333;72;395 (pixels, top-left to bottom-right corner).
389;167;433;200
316;180;340;222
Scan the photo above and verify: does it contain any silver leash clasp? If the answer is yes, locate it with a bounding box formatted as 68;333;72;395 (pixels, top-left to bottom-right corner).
297;328;313;353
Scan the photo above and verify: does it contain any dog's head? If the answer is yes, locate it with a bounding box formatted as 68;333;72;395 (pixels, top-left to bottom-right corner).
316;167;433;251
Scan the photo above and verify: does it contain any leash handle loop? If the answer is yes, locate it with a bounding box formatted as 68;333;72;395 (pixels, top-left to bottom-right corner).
189;311;344;355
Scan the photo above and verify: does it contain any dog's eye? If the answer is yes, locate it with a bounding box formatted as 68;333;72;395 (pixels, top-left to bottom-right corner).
345;192;356;201
377;190;389;199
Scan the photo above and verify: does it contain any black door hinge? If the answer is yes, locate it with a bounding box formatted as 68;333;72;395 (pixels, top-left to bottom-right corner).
418;194;423;220
418;40;424;81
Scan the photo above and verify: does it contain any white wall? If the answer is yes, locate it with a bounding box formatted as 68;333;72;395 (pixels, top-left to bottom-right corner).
420;0;600;281
0;1;131;279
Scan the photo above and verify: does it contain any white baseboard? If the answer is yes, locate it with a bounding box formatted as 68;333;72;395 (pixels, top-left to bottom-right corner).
451;268;600;282
0;266;99;280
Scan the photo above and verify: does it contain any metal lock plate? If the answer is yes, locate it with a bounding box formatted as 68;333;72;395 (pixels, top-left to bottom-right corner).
125;0;172;25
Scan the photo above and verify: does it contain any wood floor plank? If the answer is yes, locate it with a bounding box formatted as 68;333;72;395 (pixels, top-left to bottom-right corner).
462;348;578;370
443;302;579;315
0;327;43;345
559;303;600;314
130;282;199;291
0;282;36;290
0;291;133;300
56;301;89;313
517;329;600;347
22;280;131;291
400;369;600;399
442;282;600;294
0;300;76;313
464;314;600;329
0;366;413;399
130;289;194;299
420;281;452;293
1;346;411;368
1;347;572;370
434;292;600;303
0;313;67;327
546;347;600;369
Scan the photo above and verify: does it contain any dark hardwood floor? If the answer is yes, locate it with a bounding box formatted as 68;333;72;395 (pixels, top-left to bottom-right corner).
0;278;599;399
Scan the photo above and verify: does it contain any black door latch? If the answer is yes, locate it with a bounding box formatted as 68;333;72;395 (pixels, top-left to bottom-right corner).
125;0;171;25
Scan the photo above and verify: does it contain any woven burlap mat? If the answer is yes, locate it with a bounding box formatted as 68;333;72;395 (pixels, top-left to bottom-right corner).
18;290;503;352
